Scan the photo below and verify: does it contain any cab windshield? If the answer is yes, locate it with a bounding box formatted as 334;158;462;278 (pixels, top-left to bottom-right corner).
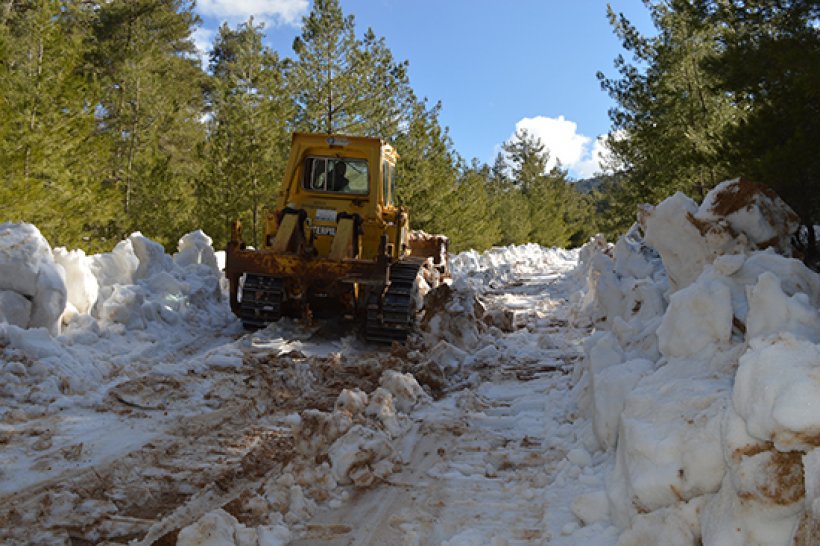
303;157;368;194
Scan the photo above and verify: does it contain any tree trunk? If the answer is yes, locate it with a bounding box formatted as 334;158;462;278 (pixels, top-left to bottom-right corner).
125;76;141;215
24;34;44;180
326;47;333;133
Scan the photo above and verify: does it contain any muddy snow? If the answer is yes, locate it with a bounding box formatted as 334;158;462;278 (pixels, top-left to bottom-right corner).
1;178;818;545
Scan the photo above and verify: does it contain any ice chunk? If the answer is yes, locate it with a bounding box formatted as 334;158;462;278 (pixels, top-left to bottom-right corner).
592;358;654;450
657;280;732;359
697;178;799;254
327;425;393;486
334;388;369;415
91;238;139;288
613;225;657;279
379;370;429;413
745;272;819;343
732;334;820;450
572;490;610;526
98;284;146;329
0;290;31;327
640;192;720;292
702;470;803;546
29;262;67;335
292;409;352;457
175;230;219;275
177;508;289;546
130;232;173;280
53;248;98;316
616;497;706;546
427;340;468;372
607;357;731;527
365;387;401;437
0;222;52;296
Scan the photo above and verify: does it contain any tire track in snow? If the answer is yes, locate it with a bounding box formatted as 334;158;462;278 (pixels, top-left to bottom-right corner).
292;271;589;545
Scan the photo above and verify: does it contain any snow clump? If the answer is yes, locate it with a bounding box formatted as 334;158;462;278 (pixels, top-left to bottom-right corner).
0;223;67;335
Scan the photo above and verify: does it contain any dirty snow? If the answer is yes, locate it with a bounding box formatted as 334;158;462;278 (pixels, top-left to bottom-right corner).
0;178;818;545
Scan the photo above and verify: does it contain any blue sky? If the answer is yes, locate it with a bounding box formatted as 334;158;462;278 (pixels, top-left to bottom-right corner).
193;1;655;179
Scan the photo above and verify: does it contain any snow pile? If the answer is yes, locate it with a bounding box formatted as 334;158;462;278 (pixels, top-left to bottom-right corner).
573;180;820;545
177;367;430;540
0;223;67;335
638;178;800;291
290;369;423;488
0;226;233;405
89;230;224;330
451;242;577;291
177;509;290;546
420;282;485;351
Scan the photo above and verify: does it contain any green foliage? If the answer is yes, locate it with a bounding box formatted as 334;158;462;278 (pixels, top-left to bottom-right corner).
598;0;819;257
705;0;820;230
198;19;293;248
0;0;118;251
0;0;606;255
89;0;206;247
494;130;595;248
290;0;414;137
445;161;501;253
393;100;457;236
597;0;737;229
502;129;549;193
494;185;533;246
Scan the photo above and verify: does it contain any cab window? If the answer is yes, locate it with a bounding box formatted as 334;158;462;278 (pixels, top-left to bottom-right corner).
303;157;368;194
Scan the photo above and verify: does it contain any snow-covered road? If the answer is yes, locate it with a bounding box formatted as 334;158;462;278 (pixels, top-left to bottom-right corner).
0;233;598;545
290;270;591;546
2;178;819;545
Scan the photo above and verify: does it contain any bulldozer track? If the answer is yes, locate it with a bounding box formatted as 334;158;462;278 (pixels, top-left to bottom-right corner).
364;259;423;344
238;274;284;327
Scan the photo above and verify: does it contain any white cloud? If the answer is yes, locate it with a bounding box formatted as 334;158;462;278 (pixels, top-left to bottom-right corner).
196;0;309;26
507;115;615;179
573;134;612;179
191;27;215;66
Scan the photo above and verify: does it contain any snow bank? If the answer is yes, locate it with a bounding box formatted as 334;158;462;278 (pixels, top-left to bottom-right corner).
573;179;818;545
0;225;233;408
90;231;224;330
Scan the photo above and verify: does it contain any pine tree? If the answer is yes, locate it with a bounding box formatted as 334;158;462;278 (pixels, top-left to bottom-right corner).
89;0;206;247
445;161;500;252
597;0;736;224
199;19;292;248
392;100;458;236
289;0;413;137
494;186;532;246
502;128;550;194
0;0;118;250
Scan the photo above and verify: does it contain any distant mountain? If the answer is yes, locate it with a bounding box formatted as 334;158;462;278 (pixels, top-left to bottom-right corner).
572;177;604;194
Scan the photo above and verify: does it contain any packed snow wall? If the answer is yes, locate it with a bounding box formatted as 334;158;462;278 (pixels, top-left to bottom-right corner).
573;178;820;545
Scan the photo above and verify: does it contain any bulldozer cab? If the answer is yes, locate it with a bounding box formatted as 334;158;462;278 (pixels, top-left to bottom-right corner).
267;133;401;260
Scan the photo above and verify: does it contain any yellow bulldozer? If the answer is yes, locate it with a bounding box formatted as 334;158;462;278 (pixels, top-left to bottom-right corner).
225;133;448;343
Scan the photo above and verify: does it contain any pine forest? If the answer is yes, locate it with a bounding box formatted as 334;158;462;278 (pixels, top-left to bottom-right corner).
0;0;817;258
